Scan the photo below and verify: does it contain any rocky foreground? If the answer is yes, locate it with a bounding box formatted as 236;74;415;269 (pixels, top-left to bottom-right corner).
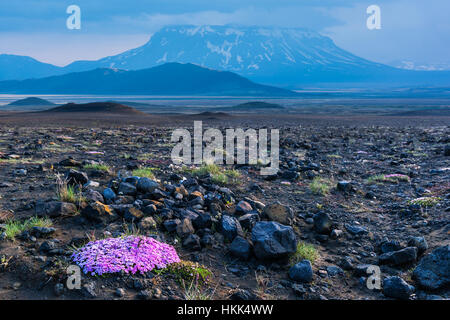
0;120;449;300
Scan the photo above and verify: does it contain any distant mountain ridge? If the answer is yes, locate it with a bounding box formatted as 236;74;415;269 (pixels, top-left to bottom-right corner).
1;25;450;87
8;97;55;106
0;54;64;81
44;102;144;114
0;62;297;96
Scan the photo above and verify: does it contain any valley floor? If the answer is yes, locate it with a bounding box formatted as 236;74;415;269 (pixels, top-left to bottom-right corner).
0;112;448;300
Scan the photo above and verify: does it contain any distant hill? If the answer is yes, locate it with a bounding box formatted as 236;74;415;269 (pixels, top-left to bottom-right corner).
8;97;55;106
43;102;144;114
0;63;297;96
389;107;450;117
229;101;285;111
0;54;64;81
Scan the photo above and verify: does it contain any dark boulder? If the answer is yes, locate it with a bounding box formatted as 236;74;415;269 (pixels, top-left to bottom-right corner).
379;247;417;266
383;276;414;300
413;245;450;290
220;215;243;242
251;221;297;260
229;236;251;260
289;260;313;283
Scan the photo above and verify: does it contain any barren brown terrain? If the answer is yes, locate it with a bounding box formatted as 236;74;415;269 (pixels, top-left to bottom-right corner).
0;110;448;300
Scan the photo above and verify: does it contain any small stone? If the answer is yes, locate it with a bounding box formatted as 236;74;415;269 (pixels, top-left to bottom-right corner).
36;201;77;218
163;219;180;233
176;218;195;238
139;217;157;230
383;276;414;300
407;236;428;255
229;236;251;260
118;182;137;196
314;212;332;234
182;234;201;251
81;201;118;223
54;283;64;297
66;169;89;186
235;201;253;215
292;283;306;296
103;188;116;202
263;202;294;225
39;241;56;253
379;247;417;266
192;213;212;230
230;289;259;300
83;180;100;188
12;282;21;290
83;189;104;203
330;229;343;239
251;221;297;260
30;226;56;238
137;290;151;300
220;215;243;242
59;158;81;167
354;264;373;276
137;178;159;193
413;245;450;290
345;223;368;236
289;260;313;283
337;181;354;192
238;213;260;230
14;169;27;176
123;207;144;222
81;282;97;298
115;288;125;298
326;265;344;277
380;240;403;253
143;204;157;215
340;256;354;270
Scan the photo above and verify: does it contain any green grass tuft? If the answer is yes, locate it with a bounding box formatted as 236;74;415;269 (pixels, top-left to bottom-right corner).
289;242;319;266
157;260;213;286
408;196;441;207
57;183;85;205
309;177;332;195
83;163;111;172
132;167;155;179
3;216;53;240
189;164;241;186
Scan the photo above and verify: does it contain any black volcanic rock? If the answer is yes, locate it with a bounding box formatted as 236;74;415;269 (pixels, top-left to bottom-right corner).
229;101;285;111
44;102;144;114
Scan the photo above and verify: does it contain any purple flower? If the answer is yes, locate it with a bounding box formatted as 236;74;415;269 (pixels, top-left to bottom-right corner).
71;236;180;276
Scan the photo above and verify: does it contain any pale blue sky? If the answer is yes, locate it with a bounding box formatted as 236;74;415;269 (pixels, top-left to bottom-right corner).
0;0;448;66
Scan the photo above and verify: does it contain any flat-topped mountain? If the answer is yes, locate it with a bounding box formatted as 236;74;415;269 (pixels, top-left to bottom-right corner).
2;25;450;88
0;62;297;96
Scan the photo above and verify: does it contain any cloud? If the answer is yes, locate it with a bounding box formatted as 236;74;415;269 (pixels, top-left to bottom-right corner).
111;6;343;33
323;0;450;64
0;32;150;66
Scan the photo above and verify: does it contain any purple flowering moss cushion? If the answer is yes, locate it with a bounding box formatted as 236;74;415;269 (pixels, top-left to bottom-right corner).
72;236;180;275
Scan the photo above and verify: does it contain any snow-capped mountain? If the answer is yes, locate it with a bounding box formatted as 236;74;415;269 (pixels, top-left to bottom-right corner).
2;25;450;87
64;25;393;86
